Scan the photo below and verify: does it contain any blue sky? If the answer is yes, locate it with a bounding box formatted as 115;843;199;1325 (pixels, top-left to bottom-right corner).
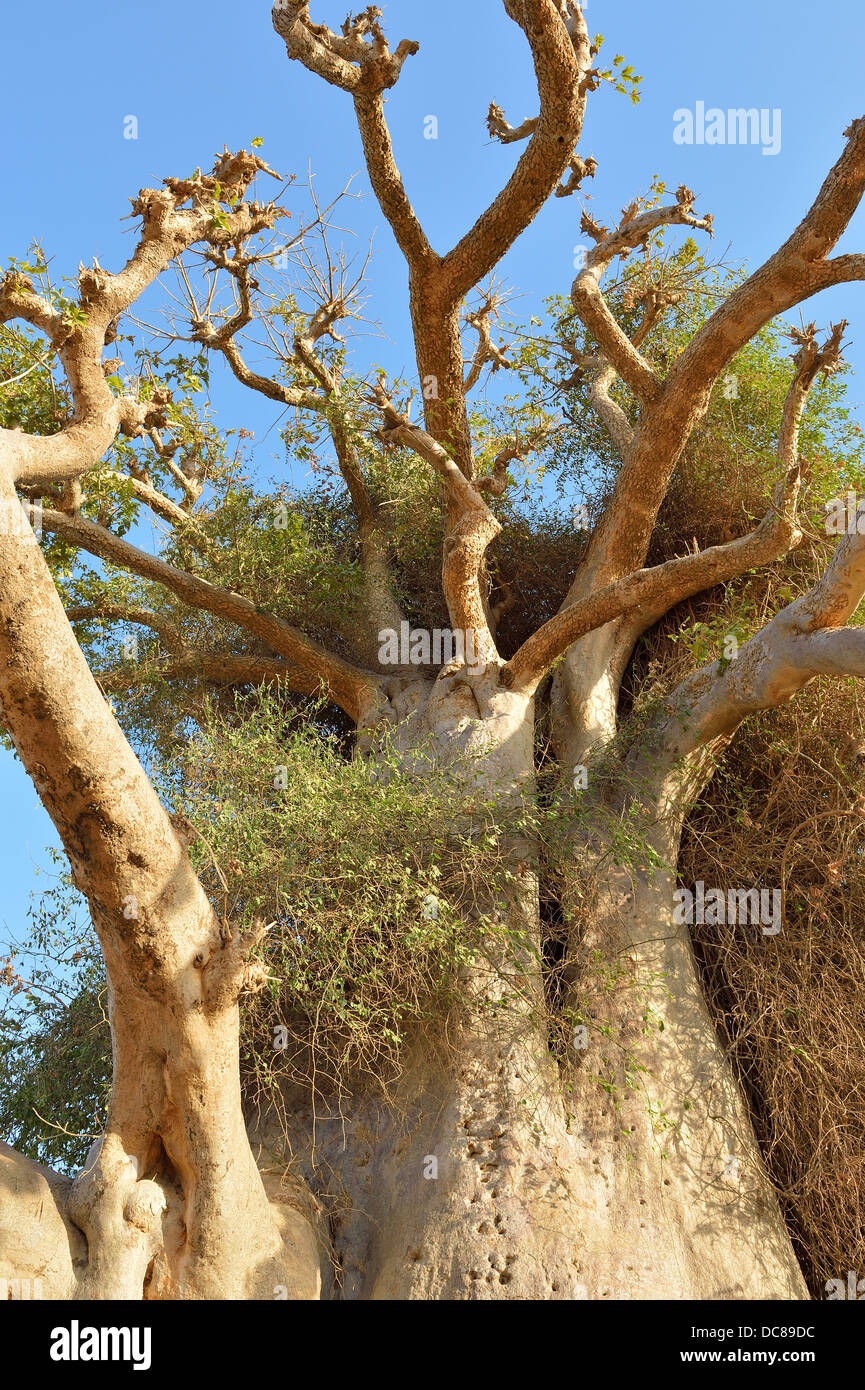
1;0;864;935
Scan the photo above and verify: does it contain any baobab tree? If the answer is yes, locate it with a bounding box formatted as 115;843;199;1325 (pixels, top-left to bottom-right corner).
1;0;865;1300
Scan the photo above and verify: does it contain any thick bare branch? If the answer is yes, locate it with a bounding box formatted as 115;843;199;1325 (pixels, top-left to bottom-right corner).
607;319;845;649
352;91;432;269
272;2;419;94
586;361;634;456
272;4;428;267
37;506;380;721
96;649;317;697
580;118;865;592
503;459;809;699
0;151;281;487
440;0;591;303
643;511;865;776
570;188;714;404
486;103;596;201
96;471;215;550
510;320;847;692
374;384;500;662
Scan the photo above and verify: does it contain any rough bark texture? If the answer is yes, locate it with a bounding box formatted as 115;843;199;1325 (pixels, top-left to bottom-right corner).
2;1;865;1301
564;823;806;1299
0;472;321;1299
248;674;806;1300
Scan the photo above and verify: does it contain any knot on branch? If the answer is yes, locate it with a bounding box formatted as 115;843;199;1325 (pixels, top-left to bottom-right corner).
130;187;175;237
486;101;539;146
117;392;171;439
478;426;554;497
190;316;221;349
163;147;280;209
274;1;418;94
788;319;848;383
303;296;348;346
123;1180;167;1234
202;918;274;1012
637;285;684;316
580;210;609;243
370;375;411;440
0;269;33;302
77;261;110;303
477;455;511;498
555;154;597;199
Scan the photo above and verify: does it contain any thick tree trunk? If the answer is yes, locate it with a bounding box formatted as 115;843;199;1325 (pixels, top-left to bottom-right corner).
255;671;587;1297
256;682;808;1300
0;474;322;1299
0;533;809;1298
562;828;807;1299
352;674;586;1297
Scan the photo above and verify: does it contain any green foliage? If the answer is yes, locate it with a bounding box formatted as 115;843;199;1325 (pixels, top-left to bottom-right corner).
3;199;865;1303
0;858;109;1173
592;35;643;104
0;322;65;436
161;693;531;1105
516;235;865;547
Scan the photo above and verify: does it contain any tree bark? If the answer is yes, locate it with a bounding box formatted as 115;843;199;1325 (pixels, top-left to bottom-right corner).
0;473;321;1299
561;819;807;1299
251;671;807;1299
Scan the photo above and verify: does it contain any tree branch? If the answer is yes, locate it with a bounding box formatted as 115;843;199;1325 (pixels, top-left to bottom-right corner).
0;151;282;487
374;384;500;662
643;503;865;770
439;0;591;303
579;118;865;592
96;649;317;697
37;506;380;721
508;319;847;693
570;187;714;405
67;602;186;655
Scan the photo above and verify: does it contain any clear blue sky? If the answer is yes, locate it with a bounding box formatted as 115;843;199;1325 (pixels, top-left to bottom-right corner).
1;0;864;935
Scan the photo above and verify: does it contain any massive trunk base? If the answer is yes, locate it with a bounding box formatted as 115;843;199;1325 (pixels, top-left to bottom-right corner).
1;671;809;1299
562;856;807;1299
